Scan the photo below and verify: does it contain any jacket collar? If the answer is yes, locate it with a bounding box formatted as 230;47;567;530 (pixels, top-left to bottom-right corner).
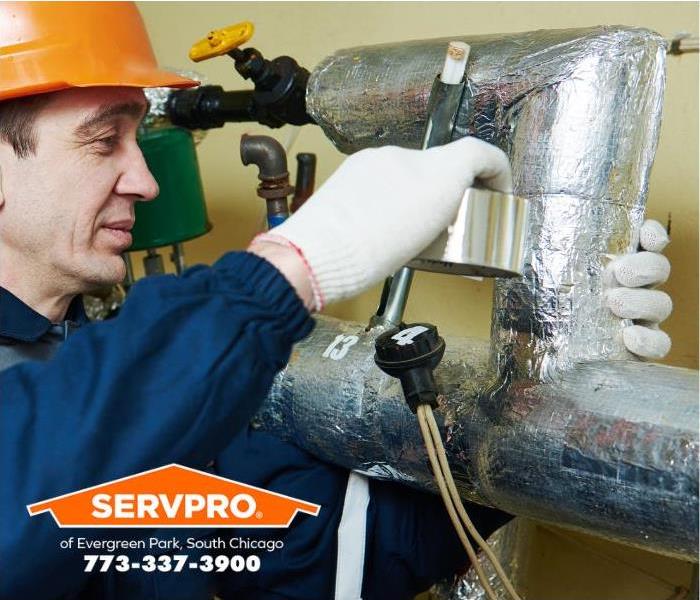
0;286;89;342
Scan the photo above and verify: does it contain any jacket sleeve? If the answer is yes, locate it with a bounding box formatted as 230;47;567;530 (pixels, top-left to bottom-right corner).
0;252;314;600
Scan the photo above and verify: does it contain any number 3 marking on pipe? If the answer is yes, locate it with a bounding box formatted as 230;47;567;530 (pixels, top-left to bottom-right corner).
391;326;428;346
322;334;360;361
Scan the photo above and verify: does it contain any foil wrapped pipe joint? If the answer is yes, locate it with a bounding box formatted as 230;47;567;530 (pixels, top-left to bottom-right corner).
143;69;209;144
253;25;698;563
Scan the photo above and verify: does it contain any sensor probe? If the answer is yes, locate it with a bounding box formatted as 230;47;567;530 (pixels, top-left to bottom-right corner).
375;323;522;600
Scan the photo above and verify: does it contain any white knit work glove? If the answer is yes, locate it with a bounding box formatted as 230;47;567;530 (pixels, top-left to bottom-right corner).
258;137;512;310
604;219;672;359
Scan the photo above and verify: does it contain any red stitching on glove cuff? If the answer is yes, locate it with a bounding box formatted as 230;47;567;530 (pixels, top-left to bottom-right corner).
251;233;325;312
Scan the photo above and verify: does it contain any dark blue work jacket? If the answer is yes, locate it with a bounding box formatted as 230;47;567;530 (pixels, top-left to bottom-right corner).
0;252;509;600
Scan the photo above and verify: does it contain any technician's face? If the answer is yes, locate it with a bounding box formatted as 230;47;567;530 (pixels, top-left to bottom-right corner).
0;87;158;292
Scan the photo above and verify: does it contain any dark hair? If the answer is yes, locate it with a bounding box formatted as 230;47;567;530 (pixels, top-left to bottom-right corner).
0;94;52;158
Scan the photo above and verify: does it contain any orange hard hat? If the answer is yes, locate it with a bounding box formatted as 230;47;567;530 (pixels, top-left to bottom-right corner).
0;1;198;101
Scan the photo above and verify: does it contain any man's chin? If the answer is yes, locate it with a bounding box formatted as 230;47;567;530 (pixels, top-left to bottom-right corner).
79;257;127;295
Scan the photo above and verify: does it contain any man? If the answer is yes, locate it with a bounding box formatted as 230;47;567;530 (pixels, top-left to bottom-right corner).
0;3;672;600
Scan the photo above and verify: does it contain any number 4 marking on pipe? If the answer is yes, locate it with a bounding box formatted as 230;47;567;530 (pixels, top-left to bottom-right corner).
322;334;360;361
391;326;428;346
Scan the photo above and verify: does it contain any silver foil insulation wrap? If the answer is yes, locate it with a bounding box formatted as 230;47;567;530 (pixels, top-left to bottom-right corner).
252;26;699;560
307;26;667;381
143;69;208;144
431;520;527;600
255;316;699;560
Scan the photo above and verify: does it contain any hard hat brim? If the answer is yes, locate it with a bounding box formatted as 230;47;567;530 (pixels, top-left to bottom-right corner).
0;69;198;102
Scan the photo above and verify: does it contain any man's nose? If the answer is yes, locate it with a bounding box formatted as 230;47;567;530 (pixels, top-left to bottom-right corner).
114;145;159;201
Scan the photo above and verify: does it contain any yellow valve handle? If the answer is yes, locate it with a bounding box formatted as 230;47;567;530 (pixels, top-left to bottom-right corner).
189;21;254;62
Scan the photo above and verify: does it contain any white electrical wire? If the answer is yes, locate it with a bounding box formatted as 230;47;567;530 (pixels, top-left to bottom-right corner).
416;404;499;600
417;403;523;600
423;407;523;600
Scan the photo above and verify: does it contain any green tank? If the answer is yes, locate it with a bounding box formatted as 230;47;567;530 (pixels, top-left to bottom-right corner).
131;127;211;251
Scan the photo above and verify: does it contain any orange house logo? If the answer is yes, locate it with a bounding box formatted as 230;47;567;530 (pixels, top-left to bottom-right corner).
27;464;320;528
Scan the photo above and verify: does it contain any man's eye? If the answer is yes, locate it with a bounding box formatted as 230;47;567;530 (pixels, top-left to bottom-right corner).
94;135;119;153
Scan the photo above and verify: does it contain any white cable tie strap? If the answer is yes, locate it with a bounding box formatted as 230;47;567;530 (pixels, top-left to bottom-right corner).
335;471;370;600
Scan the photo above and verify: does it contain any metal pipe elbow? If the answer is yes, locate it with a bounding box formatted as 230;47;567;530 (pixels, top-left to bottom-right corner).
240;134;289;181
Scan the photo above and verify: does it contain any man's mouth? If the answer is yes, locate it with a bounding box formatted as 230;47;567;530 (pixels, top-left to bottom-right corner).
101;220;135;249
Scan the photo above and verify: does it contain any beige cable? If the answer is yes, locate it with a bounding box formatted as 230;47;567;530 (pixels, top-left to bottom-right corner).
423;407;523;600
416;405;499;600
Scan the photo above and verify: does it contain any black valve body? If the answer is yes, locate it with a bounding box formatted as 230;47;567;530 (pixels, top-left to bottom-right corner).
231;47;314;128
167;47;315;130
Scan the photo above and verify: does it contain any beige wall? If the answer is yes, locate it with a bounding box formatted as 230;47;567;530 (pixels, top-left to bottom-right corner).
139;3;698;596
139;1;698;369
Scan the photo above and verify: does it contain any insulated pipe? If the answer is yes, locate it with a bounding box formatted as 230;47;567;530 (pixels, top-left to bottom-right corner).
307;26;670;378
253;27;698;559
255;317;699;560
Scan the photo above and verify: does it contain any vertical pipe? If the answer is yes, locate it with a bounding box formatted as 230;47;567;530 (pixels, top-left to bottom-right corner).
170;243;186;275
370;267;415;328
143;248;165;276
240;134;294;229
291;153;317;213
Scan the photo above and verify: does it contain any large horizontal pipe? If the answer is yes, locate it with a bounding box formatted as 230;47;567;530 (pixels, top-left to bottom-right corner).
255;316;698;560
